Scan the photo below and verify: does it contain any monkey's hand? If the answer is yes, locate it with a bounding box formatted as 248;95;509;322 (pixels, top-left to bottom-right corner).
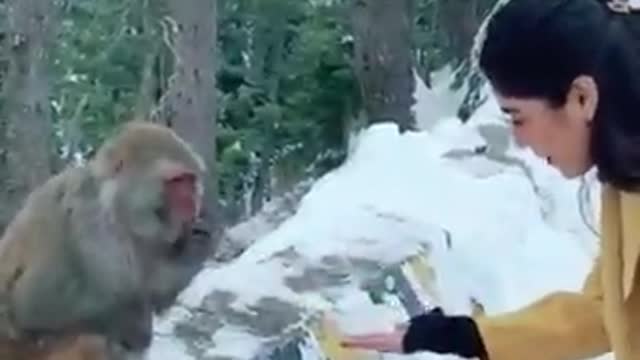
106;299;152;353
150;216;214;313
170;216;213;262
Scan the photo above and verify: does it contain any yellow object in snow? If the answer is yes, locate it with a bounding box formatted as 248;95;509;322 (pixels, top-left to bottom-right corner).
311;315;375;360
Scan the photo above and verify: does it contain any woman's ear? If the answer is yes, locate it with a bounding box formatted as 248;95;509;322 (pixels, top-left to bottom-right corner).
567;75;599;126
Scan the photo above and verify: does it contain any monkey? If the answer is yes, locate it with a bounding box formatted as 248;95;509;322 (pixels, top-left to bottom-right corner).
0;122;213;357
44;335;111;360
0;334;110;360
146;214;214;312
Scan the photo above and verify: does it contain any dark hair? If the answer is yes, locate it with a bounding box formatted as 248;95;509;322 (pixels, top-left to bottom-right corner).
479;0;640;191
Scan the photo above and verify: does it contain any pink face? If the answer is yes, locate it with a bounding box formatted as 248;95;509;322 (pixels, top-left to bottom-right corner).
157;161;201;225
165;172;198;223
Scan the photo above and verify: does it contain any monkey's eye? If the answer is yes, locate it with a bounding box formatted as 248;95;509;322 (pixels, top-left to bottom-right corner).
169;172;195;182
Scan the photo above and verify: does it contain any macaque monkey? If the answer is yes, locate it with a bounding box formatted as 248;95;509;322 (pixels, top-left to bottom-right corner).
44;335;110;360
0;329;109;359
0;122;213;358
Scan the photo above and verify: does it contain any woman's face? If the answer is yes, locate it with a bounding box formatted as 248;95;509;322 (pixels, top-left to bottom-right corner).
493;76;598;178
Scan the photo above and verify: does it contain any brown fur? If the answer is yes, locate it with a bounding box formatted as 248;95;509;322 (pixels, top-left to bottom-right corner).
0;334;109;360
44;335;110;360
0;122;212;356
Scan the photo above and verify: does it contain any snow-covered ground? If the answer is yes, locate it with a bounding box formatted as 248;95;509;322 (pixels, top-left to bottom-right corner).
412;67;468;131
147;73;609;360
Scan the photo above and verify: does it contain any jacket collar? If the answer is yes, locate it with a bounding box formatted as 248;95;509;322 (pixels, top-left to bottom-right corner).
603;185;640;300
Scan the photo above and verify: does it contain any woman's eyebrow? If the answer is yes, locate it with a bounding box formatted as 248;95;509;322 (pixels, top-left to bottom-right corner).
500;106;519;114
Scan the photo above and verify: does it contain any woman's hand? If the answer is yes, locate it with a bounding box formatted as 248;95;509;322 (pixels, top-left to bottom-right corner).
340;324;408;353
339;307;488;359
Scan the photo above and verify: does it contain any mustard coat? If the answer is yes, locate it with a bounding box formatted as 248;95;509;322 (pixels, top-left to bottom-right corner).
475;184;640;360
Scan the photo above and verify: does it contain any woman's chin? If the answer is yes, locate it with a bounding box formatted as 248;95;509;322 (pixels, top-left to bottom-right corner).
555;163;592;179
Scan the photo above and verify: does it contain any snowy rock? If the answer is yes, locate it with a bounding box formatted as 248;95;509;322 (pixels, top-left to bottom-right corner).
148;112;605;359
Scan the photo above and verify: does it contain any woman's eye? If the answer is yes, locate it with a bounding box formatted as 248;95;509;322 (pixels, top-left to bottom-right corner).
512;118;524;127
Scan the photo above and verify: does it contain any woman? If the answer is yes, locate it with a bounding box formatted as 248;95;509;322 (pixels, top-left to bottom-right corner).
341;0;640;359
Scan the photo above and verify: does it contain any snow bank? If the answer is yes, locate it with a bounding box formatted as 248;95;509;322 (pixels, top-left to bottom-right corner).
149;89;606;358
412;67;468;131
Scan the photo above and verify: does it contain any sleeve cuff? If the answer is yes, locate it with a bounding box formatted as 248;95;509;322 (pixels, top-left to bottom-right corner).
402;312;488;359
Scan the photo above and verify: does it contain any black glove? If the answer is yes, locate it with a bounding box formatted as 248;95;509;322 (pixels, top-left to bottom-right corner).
402;307;488;359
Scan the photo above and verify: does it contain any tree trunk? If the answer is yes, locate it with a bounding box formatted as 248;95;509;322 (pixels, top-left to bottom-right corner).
153;0;220;247
134;48;159;120
133;0;162;121
246;16;286;216
0;0;57;228
439;0;480;64
0;3;7;93
351;0;416;132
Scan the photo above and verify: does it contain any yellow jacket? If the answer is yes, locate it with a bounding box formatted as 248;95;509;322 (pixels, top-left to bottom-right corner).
475;184;640;360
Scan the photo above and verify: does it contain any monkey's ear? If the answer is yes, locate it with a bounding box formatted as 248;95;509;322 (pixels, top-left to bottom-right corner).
100;157;125;178
92;142;125;179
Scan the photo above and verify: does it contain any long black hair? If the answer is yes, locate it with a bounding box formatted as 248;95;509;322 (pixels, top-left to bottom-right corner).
479;0;640;191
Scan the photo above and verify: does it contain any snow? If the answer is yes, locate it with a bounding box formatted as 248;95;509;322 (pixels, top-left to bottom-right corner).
412;67;468;131
148;71;610;359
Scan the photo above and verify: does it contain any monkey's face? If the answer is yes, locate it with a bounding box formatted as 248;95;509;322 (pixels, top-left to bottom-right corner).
158;159;200;225
113;158;203;248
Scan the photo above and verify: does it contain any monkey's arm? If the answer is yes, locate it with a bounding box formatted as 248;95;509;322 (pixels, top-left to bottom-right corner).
9;181;151;351
150;215;214;312
66;197;154;350
474;258;609;360
3;176;91;332
42;335;110;360
9;208;132;333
